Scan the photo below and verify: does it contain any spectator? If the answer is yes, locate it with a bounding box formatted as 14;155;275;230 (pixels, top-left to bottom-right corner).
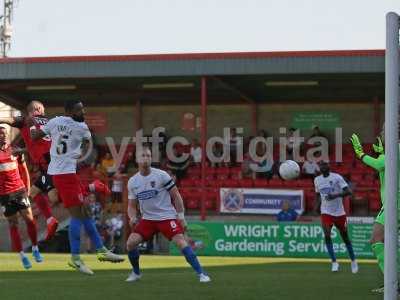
100;151;116;177
277;200;298;222
257;129;269;139
309;125;328;140
190;139;202;165
302;158;320;179
307;126;329;147
229;128;242;166
241;152;255;179
85;193;104;252
250;142;274;180
105;212;124;252
286;127;302;160
166;147;190;180
111;171;125;214
211;142;224;167
120;151;137;175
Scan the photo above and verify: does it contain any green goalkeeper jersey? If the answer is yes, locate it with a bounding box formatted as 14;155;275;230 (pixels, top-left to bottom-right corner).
362;154;385;204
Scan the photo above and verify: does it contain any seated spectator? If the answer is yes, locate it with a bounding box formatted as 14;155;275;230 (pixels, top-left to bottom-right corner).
277;200;298;222
286;127;302;160
120;151;137;175
307;125;329;147
111;171;125;214
100;151;116;177
166;147;190;180
241;153;255;179
211;142;224;167
229;128;242;166
302;158;320;179
309;125;328;139
250;142;274;180
190;139;202;165
85;193;105;252
257;129;269;139
105;212;124;252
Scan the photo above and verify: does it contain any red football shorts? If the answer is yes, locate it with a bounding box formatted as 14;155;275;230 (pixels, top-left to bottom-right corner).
52;174;84;208
133;219;184;241
321;214;347;232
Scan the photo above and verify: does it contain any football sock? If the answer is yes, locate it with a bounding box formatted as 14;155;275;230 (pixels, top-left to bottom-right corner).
82;218;103;250
25;218;38;246
9;225;22;252
33;194;52;219
128;249;140;275
324;237;336;262
371;242;384;273
69;218;82;256
345;242;355;261
182;246;203;275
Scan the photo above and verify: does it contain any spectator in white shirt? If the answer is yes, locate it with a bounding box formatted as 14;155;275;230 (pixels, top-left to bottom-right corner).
190;139;202;165
302;159;320;179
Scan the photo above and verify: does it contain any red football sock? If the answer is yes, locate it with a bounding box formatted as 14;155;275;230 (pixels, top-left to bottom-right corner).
25;219;38;246
9;225;22;252
33;194;52;219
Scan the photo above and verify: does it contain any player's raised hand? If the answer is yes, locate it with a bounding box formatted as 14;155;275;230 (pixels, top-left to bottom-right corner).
372;137;384;154
350;134;365;159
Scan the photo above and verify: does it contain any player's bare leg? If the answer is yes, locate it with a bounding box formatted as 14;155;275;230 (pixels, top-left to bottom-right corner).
126;232;144;282
322;224;338;272
7;214;32;269
19;207;43;263
337;227;357;273
30;185;59;241
172;233;211;283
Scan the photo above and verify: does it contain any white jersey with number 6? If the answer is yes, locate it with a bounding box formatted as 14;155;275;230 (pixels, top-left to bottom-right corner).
42;116;91;175
314;172;348;217
128;168;177;221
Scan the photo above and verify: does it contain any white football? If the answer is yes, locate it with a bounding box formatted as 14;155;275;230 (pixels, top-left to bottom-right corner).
279;160;300;180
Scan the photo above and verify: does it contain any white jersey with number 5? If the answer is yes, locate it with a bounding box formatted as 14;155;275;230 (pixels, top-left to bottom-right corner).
128;168;177;221
42;116;91;175
314;172;348;216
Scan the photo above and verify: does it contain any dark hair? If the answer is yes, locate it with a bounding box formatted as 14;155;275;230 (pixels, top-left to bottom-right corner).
64;100;82;112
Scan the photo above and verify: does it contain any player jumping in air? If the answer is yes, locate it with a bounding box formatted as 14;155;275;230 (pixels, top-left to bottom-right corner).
314;161;358;273
126;147;211;283
0;126;43;269
350;131;395;293
31;99;124;275
0;101;59;241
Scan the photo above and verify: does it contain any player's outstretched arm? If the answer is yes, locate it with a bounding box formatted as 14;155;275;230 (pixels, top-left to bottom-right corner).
361;154;385;171
350;133;384;171
169;186;187;229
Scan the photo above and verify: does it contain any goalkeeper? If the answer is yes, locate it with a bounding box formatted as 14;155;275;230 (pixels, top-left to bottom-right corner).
350;132;396;293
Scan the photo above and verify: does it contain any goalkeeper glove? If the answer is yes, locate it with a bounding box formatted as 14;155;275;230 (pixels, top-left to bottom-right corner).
372;136;384;154
350;133;365;159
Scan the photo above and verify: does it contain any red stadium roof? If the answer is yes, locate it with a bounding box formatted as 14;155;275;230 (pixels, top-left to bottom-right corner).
0;49;385;64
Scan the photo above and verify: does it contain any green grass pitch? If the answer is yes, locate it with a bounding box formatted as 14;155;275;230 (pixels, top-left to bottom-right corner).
0;253;382;300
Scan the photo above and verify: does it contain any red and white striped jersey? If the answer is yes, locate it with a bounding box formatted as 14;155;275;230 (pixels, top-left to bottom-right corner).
0;145;25;195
